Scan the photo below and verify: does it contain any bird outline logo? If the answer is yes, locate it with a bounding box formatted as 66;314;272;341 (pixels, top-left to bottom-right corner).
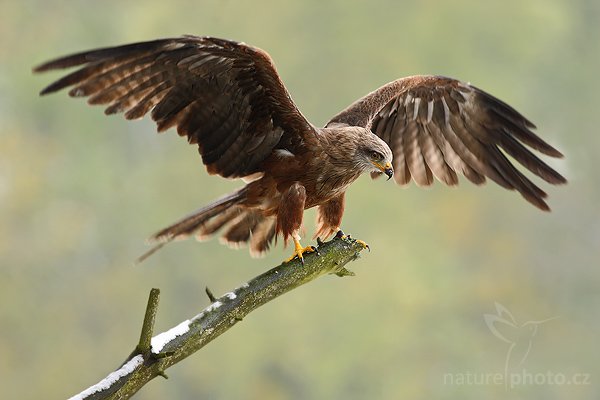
484;302;557;386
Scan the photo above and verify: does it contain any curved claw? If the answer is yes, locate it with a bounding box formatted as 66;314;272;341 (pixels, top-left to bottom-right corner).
313;245;321;256
355;239;370;252
285;240;317;264
336;229;370;251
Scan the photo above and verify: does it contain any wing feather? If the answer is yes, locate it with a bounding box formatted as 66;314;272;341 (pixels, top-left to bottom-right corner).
404;121;432;186
419;124;458;186
70;54;162;98
427;103;486;185
390;115;411;185
86;66;165;105
35;36;317;179
327;75;566;210
124;82;170;120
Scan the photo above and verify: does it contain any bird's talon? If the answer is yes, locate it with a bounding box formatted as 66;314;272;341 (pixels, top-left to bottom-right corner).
355;239;370;251
335;230;367;250
285;240;317;264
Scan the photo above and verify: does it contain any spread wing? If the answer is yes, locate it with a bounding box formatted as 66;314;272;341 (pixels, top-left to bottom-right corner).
34;36;317;179
326;75;566;210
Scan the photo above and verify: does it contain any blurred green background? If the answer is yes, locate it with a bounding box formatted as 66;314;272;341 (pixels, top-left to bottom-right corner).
1;0;598;398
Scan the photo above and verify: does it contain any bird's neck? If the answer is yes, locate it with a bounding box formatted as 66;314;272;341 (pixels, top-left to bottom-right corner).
311;128;365;194
319;126;366;174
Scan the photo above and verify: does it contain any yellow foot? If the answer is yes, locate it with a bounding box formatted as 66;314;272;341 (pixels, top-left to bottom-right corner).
335;230;370;251
355;239;370;251
285;239;318;264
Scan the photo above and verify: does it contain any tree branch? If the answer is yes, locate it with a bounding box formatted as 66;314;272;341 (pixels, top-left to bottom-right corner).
67;236;367;400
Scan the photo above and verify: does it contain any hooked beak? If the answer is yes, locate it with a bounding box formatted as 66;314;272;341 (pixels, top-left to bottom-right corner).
382;163;394;181
384;165;394;180
374;161;394;180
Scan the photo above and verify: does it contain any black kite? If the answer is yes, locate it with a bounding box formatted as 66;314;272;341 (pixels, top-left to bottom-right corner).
34;36;566;262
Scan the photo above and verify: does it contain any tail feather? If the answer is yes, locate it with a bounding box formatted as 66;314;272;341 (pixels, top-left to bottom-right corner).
136;187;276;262
249;217;277;257
136;188;246;263
216;211;277;257
220;212;262;246
151;189;246;241
195;206;244;241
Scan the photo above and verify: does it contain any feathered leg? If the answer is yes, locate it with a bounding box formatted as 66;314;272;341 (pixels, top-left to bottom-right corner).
277;182;316;264
315;193;369;251
314;193;345;240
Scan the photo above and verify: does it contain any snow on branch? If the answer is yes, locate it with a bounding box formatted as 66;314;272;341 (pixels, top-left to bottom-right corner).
66;236;367;400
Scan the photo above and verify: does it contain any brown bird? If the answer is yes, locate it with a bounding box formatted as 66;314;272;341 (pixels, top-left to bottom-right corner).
34;36;566;262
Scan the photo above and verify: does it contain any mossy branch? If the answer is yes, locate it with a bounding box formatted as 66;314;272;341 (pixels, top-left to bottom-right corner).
67;236;367;400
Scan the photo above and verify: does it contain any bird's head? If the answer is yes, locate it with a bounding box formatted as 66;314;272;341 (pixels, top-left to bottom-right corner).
357;130;394;180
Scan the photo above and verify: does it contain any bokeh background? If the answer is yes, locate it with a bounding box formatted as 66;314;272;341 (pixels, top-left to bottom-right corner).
1;0;598;398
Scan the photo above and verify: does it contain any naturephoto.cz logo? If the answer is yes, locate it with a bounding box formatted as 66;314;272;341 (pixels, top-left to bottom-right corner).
443;302;591;389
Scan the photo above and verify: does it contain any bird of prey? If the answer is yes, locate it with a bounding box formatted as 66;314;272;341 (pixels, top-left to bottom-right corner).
34;36;566;262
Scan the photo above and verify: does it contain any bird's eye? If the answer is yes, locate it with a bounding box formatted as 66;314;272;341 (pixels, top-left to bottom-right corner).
371;151;382;160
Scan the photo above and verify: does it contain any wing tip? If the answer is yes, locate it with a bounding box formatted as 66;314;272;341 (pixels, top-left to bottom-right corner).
547;147;564;159
33;55;84;73
547;171;568;186
537;201;552;212
523;191;552;212
38;87;53;96
38;78;80;96
32;62;54;74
